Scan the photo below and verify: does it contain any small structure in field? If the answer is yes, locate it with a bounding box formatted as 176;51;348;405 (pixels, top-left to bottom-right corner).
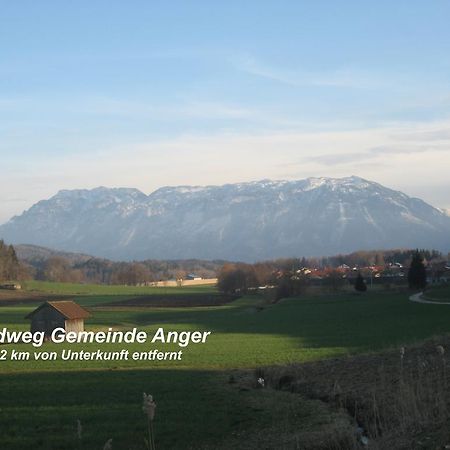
26;301;90;336
186;273;202;280
0;283;21;290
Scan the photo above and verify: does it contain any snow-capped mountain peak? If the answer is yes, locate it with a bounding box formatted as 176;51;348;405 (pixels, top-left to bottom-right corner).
1;177;449;261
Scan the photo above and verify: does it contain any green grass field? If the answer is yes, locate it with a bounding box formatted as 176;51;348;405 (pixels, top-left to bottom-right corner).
21;279;217;296
1;283;450;448
425;284;450;301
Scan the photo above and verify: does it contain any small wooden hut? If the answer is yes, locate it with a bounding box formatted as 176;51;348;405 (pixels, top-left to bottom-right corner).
26;301;90;336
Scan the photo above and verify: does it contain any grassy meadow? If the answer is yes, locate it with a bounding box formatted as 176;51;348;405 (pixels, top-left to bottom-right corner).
20;279;217;296
1;282;450;448
425;284;450;301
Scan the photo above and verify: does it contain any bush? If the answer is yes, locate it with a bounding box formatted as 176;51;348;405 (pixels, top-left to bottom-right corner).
354;272;367;292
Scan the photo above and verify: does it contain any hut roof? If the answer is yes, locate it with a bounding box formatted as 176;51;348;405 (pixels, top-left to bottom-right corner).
26;301;91;320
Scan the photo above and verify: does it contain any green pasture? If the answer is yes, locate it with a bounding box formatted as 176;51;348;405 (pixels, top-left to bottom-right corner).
2;290;450;372
425;284;450;302
20;279;216;296
2;283;450;448
0;369;352;450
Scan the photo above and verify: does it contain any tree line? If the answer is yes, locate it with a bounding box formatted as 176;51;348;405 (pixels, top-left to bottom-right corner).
1;241;444;289
0;240;22;281
20;254;222;285
217;262;348;297
258;248;445;272
217;249;445;297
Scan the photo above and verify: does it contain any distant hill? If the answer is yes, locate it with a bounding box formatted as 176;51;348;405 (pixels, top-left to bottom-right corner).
1;176;450;261
13;244;224;284
15;244;94;264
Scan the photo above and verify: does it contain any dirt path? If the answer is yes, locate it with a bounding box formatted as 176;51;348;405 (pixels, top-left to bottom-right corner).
409;292;450;305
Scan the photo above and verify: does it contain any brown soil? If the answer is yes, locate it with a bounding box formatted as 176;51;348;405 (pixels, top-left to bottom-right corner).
102;293;239;308
0;290;70;306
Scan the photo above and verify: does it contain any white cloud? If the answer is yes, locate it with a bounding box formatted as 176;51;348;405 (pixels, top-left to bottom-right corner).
234;55;388;89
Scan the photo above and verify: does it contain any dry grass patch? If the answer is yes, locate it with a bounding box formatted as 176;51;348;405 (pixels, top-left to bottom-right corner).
261;336;450;449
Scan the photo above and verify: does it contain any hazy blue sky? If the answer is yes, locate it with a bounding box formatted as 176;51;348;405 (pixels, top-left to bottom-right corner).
1;1;450;223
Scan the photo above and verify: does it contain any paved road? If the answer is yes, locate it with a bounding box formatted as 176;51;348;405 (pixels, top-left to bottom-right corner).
409;292;450;305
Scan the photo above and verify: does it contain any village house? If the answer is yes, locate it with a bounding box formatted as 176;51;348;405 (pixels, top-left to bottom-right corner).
427;261;450;284
26;301;90;336
186;273;202;281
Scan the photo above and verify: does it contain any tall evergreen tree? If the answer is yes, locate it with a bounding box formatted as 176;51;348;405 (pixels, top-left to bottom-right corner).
407;250;427;289
354;272;367;292
0;240;20;281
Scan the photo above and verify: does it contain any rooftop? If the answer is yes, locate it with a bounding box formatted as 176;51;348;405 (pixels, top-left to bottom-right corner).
26;301;91;320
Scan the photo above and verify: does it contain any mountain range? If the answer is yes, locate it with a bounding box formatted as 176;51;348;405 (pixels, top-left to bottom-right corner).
1;176;449;261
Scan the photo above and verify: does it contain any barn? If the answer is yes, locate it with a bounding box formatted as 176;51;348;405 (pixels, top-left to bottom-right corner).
26;301;91;336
